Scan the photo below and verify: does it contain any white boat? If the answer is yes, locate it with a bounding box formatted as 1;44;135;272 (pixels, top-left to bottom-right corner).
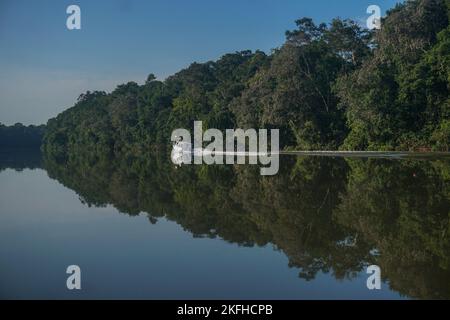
171;140;191;165
172;140;192;154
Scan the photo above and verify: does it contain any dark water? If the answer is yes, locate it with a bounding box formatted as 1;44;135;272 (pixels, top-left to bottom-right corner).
0;148;449;300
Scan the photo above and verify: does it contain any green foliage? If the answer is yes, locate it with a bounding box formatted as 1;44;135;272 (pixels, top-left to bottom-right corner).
31;0;450;300
231;18;371;149
432;119;450;150
336;0;449;151
43;51;270;156
43;0;450;154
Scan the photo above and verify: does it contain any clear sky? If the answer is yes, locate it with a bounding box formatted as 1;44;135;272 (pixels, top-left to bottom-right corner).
0;0;402;125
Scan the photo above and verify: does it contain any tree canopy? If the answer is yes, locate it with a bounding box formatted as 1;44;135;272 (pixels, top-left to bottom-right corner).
43;0;450;156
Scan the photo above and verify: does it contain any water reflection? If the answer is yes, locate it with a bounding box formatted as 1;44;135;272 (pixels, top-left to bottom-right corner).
26;150;448;300
0;147;42;172
0;149;449;299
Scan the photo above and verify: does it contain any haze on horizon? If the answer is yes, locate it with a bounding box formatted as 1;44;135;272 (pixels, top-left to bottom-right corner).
0;0;401;126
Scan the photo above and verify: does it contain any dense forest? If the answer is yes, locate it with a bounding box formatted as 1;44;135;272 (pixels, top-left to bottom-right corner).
0;123;45;148
42;0;450;156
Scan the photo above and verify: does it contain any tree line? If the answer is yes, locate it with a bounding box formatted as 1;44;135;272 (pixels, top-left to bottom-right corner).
43;0;450;156
0;123;45;148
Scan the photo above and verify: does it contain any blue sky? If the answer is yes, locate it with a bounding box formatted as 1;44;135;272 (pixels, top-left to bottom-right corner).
0;0;402;125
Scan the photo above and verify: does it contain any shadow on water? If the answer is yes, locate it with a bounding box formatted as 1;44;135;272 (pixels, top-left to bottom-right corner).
1;147;450;299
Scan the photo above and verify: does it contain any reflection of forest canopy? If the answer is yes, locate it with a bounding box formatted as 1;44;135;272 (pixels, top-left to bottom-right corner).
43;0;450;155
43;152;450;299
0;147;42;172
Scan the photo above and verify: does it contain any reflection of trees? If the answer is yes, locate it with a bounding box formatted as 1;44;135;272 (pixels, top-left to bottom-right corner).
0;147;43;172
43;152;450;299
230;157;372;281
335;159;450;299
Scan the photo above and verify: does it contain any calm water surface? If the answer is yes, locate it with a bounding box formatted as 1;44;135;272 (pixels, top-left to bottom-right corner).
0;149;449;299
